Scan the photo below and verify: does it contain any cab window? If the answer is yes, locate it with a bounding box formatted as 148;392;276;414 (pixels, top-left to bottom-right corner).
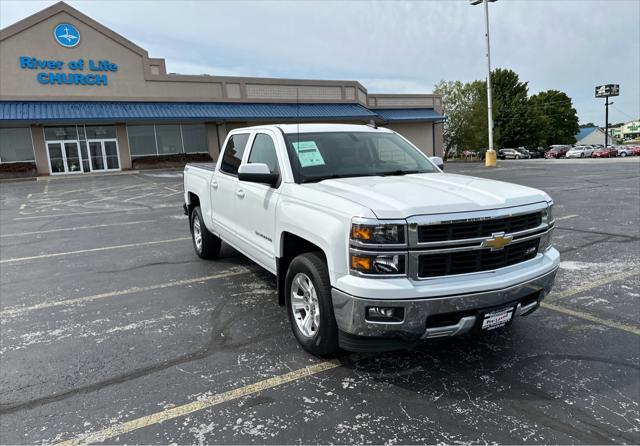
220;133;250;175
247;133;280;174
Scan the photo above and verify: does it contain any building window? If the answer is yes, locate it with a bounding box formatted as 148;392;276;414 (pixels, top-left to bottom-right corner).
85;125;116;139
128;125;157;156
0;128;34;163
182;124;208;153
44;126;78;141
155;124;182;154
127;124;209;156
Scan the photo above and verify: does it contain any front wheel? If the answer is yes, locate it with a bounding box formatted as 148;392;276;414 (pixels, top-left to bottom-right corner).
191;206;221;259
285;252;338;356
620;152;627;157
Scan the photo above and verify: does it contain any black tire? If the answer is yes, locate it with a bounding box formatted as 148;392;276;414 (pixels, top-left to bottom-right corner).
621;152;627;157
285;252;339;356
190;206;221;260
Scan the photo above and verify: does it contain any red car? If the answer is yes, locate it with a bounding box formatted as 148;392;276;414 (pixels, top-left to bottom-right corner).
631;146;640;156
592;146;618;158
544;146;569;159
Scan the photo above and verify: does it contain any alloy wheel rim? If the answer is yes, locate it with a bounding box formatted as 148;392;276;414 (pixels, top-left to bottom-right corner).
193;217;203;252
290;272;320;338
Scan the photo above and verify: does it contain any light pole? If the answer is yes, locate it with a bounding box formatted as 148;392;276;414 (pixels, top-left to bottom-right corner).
470;0;497;167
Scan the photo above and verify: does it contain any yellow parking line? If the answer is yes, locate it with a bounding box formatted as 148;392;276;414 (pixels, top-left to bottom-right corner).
547;269;638;302
0;237;190;264
55;359;343;446
541;302;640;336
0;268;251;318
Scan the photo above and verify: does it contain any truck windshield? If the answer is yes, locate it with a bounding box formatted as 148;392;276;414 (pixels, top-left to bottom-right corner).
283;131;438;183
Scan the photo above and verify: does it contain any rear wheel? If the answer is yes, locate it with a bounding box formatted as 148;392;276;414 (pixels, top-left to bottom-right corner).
621;152;627;157
191;206;221;259
285;252;338;356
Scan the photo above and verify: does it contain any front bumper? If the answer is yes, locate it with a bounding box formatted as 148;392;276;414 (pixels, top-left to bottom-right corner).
331;255;558;349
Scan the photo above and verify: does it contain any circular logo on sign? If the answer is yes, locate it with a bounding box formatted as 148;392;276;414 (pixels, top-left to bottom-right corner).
53;23;80;48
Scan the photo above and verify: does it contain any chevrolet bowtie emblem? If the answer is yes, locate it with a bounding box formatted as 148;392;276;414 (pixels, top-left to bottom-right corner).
481;232;513;251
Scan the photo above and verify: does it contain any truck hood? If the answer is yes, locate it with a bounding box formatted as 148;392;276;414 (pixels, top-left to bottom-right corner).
306;173;550;219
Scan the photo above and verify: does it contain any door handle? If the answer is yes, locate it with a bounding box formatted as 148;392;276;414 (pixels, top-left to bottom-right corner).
235;189;245;199
211;181;218;189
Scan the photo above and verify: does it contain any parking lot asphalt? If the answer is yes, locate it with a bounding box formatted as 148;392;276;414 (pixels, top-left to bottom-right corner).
1;158;638;445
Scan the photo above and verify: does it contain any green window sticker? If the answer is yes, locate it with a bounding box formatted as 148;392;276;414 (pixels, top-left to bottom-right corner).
292;141;326;167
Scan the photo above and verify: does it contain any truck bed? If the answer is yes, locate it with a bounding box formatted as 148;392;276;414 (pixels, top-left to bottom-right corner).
187;162;216;172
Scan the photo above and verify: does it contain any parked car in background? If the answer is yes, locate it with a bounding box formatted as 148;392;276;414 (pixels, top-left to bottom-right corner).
566;145;594;158
616;146;634;157
527;147;545;158
515;148;532;159
498;148;526;159
545;145;570;159
592;146;618;158
631;146;640;156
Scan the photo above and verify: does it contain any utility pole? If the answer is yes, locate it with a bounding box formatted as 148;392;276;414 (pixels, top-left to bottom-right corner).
471;0;498;167
605;96;609;148
595;84;619;147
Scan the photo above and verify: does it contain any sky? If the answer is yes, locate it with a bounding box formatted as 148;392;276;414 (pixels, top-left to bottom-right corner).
1;0;638;126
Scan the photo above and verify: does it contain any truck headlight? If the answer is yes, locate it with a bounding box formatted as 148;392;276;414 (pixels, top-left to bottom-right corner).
351;220;406;245
541;203;554;224
538;228;554;252
350;252;406;275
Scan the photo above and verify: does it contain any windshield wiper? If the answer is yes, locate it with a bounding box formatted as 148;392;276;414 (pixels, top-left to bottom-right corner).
378;170;422;176
301;173;377;183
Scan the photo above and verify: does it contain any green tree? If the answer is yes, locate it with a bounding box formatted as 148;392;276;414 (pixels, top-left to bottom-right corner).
490;68;531;148
434;79;488;157
528;90;579;147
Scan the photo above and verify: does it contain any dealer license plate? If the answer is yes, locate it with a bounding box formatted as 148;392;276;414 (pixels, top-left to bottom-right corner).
482;306;514;331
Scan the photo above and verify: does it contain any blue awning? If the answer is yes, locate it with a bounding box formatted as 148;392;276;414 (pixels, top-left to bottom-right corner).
0;101;378;122
0;101;445;124
374;108;445;122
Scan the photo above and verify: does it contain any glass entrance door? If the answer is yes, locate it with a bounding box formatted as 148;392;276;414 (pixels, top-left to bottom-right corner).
87;139;120;172
47;141;83;174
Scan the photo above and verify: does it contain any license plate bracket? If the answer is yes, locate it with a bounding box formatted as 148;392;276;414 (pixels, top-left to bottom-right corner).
481;306;514;331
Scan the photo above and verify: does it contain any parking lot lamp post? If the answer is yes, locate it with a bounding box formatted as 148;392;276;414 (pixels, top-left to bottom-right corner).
471;0;498;167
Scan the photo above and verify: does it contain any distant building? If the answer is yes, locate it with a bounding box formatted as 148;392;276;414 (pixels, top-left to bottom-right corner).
575;127;613;145
620;120;640;143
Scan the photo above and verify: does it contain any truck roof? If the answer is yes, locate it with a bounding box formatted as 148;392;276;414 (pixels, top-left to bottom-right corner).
232;123;394;134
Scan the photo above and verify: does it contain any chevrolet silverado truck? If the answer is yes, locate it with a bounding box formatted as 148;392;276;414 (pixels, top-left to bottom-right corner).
183;124;558;355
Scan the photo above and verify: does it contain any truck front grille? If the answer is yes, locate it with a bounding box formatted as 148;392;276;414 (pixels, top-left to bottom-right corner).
417;212;542;243
417;239;539;278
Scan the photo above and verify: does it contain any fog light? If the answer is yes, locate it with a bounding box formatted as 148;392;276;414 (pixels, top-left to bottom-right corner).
366;306;404;322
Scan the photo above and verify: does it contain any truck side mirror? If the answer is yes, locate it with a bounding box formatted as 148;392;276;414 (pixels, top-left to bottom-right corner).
238;163;280;187
429;156;444;171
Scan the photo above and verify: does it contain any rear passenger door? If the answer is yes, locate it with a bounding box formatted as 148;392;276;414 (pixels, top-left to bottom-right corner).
234;131;282;272
211;132;250;242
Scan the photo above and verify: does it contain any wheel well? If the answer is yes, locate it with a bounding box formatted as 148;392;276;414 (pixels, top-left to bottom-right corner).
277;232;326;306
187;192;200;217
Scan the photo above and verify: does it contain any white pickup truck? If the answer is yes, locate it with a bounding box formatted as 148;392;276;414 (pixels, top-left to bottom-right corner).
183;124;559;355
